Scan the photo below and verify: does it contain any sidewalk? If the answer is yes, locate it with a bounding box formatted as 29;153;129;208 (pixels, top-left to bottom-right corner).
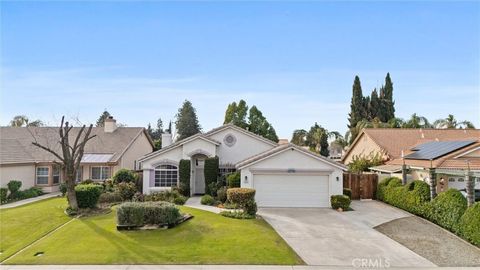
184;196;222;214
0;192;61;209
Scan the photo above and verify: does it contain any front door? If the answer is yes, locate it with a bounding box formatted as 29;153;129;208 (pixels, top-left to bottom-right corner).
194;158;205;194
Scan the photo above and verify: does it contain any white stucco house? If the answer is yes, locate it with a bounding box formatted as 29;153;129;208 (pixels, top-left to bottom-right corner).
138;124;347;207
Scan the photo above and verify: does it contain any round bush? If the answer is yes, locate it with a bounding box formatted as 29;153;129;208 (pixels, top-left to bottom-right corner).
98;191;123;204
428;189;467;232
343;188;352;199
331;195;351;210
116;182;137;201
201;194;215;205
7;180;22;196
227;172;241;188
112;169;138;184
458;202;480;246
227;188;255;207
75;184;103;208
59;183;67;196
216;186;227;203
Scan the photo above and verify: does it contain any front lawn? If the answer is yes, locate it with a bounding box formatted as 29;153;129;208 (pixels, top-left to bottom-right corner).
4;201;302;265
0;197;70;261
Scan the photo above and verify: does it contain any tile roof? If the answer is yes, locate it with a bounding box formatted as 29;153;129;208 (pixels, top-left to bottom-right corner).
344;128;480;161
0;126;149;165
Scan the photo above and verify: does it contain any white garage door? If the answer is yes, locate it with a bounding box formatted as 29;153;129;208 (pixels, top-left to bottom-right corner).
253;174;330;207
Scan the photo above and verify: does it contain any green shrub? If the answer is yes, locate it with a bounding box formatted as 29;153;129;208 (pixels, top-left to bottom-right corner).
204;156;219;195
75;184;103;208
178;159;191;196
144;189;187;205
132;192;145;202
80;179;94;185
112;169;138;184
116;202;145;226
103;179;115;192
330;195;351;210
348;152;383;173
17;187;43;200
201;194;215;205
7;180;22;198
1;187;8;203
428;189;467;232
227;188;255;207
458;202;480;246
376;177;399;201
221;210;255;219
227;172;241;188
59;183;67;196
116;201;181;227
244;200;257;215
98;192;123;204
116;182;137;201
404;180;430;216
343;188;352;199
216;186;227;203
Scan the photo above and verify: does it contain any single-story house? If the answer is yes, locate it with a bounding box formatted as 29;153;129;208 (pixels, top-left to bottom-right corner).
342;128;480;191
138;124;347;207
0;117;154;192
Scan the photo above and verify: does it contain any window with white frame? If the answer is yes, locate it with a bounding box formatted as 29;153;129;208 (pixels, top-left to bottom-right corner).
91;166;111;181
36;167;49;185
76;167;83;182
154;164;178;187
52;165;61;184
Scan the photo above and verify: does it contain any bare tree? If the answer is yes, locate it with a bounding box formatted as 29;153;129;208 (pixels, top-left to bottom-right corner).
31;116;95;210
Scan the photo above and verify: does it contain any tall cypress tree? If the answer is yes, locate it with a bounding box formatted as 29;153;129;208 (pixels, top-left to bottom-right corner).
369;88;380;120
384;73;395;120
175;100;202;140
348;76;367;129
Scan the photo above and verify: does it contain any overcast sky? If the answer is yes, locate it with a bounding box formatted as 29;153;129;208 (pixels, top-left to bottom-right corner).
1;1;479;138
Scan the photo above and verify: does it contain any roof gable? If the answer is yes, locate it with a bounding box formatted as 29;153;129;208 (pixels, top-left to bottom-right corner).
204;124;278;147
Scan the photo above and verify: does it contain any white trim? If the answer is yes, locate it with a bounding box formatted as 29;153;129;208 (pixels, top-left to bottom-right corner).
35;166;49;185
250;168;333;175
205;124;278;147
151;159;179;168
453;146;480;159
186;149;214;157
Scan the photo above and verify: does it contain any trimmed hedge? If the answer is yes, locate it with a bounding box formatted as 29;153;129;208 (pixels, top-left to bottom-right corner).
227;188;257;216
116;201;181;227
7;180;22;198
227;172;241;188
112;169;138;184
458;202;480;246
377;178;430;217
201;194;215;205
179;159;191;196
75;184;103;208
331;195;351;210
428;189;467;233
204;156;219;196
144;190;187;205
98;191;123;204
343;188;352;199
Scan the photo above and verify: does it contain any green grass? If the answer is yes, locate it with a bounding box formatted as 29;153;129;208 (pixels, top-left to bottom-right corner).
3;201;303;265
0;197;70;261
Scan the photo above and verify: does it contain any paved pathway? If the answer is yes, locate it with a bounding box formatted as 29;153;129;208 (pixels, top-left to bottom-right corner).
258;200;436;268
0;192;61;209
184;196;222;214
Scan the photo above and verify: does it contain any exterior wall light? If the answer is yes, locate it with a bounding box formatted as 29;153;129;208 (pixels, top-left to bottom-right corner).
336;176;339;182
244;175;248;183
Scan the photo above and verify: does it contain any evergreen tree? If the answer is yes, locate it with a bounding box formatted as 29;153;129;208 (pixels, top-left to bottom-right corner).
247;106;279;142
383;73;395;121
175;100;202;140
96;110;111;127
223;99;248;128
348;76;367;129
369;88;380;120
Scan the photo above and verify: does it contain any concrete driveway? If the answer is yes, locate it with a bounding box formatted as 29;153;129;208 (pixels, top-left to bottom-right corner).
258;200;436;267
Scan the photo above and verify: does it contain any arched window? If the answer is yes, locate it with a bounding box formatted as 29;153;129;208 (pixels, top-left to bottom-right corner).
154;164;178;187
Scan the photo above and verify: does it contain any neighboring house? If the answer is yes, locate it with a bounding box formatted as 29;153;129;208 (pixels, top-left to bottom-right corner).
342;128;480;191
138;124;347;207
0;117;154;192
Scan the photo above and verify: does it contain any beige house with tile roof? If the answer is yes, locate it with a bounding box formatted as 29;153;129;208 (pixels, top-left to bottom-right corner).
0;117;154;192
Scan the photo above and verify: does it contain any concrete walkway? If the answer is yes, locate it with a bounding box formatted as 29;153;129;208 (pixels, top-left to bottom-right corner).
0;192;61;209
258;200;436;268
184;196;222;214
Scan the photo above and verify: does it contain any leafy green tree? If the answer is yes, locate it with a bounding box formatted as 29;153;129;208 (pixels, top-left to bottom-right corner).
433;114;475;129
248;106;279;142
175;100;201;140
305;123;330;157
9;115;44;127
348;76;367;130
291;129;308;146
96;110;111;127
224;99;248;129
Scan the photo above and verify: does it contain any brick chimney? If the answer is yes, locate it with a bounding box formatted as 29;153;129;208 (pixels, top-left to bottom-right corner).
104;116;117;133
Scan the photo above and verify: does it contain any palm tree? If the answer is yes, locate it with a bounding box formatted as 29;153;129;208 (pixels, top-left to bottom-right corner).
291;129;308;146
433;114;475;129
403;113;432;128
9;115;44;127
387;117;405;128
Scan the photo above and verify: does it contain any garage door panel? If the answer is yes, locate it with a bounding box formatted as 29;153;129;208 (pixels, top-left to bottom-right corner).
254;174;329;207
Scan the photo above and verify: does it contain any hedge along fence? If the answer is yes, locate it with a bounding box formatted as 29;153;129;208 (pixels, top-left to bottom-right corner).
179;159;191;196
377;177;479;247
204;156;219;196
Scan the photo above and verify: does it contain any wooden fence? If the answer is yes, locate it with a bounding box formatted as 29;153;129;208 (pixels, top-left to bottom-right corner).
343;173;378;200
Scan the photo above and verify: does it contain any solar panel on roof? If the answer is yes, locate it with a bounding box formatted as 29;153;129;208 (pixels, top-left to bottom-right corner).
404;140;476;160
